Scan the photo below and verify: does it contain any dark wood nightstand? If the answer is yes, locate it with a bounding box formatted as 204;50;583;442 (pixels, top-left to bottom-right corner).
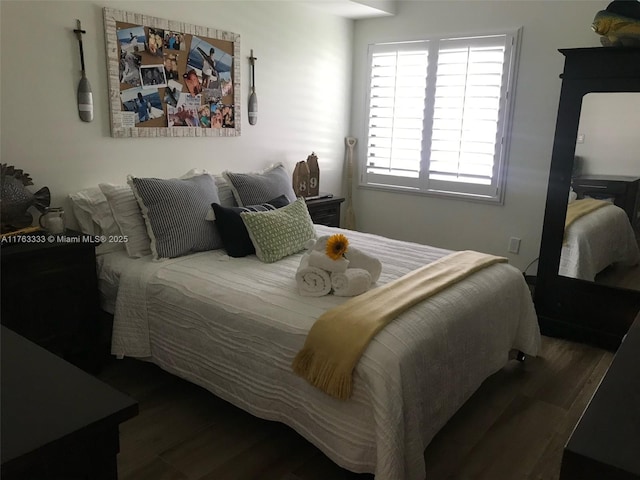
305;195;345;227
572;175;640;230
0;230;100;371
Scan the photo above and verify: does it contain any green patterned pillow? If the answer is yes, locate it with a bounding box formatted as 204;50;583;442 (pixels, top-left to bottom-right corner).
241;198;316;263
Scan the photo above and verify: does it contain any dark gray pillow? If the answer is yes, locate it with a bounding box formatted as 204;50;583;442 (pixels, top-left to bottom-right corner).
222;163;297;206
212;195;289;258
129;174;222;259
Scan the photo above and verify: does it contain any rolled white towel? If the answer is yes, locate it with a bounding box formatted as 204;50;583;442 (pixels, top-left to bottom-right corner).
331;268;372;297
296;253;331;297
344;247;382;283
308;250;349;273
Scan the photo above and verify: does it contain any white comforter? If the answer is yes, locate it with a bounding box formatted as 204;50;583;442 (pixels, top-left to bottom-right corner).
111;225;540;480
560;204;640;281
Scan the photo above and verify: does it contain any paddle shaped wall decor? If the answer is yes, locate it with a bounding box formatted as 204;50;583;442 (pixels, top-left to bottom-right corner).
73;19;94;122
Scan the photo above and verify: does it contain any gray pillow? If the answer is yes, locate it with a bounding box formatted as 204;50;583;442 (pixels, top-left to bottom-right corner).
128;174;222;259
222;163;297;206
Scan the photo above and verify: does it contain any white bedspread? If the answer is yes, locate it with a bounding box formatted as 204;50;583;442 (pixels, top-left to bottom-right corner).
111;225;540;480
96;249;137;314
560;204;640;281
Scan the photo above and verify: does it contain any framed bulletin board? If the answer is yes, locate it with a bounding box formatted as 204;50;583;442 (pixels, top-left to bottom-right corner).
103;8;241;138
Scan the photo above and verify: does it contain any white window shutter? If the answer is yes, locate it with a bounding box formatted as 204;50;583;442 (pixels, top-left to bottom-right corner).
362;31;519;202
365;42;429;188
427;35;511;197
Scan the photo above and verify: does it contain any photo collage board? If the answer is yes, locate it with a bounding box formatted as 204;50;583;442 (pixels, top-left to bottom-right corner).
104;8;241;137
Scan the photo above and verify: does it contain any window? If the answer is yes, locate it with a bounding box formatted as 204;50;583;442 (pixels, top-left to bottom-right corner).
362;31;520;202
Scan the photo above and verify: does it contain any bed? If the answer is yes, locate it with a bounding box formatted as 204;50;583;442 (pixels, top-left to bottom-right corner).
101;224;541;480
559;203;640;281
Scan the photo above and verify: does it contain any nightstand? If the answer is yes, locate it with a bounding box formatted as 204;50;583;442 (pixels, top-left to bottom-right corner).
0;230;100;371
305;195;345;227
572;175;640;229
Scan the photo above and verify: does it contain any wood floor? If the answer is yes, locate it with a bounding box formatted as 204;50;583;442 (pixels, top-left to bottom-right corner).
595;261;640;291
98;336;613;480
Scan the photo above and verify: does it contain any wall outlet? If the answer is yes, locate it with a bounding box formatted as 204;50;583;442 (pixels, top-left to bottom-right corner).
577;133;585;144
508;237;521;254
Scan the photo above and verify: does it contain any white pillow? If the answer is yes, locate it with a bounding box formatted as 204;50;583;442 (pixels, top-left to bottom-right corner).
182;168;237;221
99;183;152;258
68;188;124;255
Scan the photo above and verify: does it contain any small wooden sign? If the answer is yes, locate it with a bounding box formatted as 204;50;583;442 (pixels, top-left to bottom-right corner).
292;161;310;197
306;152;319;197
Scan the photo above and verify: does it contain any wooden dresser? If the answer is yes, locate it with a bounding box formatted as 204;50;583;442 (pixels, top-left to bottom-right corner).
561;312;640;479
0;230;100;371
1;326;138;480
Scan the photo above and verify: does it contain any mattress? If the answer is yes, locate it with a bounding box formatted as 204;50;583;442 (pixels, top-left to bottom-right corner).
560;204;640;281
110;225;541;480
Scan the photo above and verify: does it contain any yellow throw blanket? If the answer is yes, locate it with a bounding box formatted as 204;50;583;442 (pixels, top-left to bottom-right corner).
565;198;610;238
292;250;507;400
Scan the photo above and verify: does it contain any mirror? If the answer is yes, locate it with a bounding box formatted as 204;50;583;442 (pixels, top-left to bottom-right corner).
534;47;640;351
559;92;640;291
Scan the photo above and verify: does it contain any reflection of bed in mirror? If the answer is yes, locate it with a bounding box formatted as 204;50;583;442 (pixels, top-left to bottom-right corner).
560;201;640;281
564;91;640;288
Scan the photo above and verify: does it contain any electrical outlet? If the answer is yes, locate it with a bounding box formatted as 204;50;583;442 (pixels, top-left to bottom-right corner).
508;237;521;254
577;133;585;144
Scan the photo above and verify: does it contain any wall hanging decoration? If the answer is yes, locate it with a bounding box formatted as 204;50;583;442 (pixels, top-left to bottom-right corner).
103;8;241;137
73;19;94;122
248;49;258;125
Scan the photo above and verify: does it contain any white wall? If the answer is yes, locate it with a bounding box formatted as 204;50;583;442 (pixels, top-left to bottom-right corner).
350;0;608;270
0;1;352;212
575;92;640;176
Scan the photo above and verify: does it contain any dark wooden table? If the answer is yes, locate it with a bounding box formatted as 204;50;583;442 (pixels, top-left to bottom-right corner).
1;326;138;480
561;313;640;479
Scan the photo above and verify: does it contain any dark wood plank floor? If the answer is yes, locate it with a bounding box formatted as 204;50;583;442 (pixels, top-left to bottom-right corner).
98;336;612;480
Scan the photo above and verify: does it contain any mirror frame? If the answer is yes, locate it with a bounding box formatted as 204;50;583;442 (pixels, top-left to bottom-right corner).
535;47;640;351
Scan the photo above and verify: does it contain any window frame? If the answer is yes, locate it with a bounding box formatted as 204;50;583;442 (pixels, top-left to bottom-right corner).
360;28;522;204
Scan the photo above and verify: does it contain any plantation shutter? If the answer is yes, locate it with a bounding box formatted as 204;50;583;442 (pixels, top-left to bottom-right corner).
427;35;512;197
362;31;518;202
365;42;429;189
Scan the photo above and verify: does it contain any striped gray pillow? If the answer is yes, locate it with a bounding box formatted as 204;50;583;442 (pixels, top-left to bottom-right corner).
222;163;297;207
129;174;222;259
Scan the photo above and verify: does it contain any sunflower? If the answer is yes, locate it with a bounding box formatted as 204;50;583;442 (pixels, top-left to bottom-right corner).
326;234;349;260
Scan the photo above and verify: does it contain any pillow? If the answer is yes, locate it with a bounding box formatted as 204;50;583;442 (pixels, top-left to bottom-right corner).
223;163;297;207
129;174;222;259
99;183;152;258
180;169;236;207
240;197;316;263
68;188;124;255
212;195;289;258
214;174;237;208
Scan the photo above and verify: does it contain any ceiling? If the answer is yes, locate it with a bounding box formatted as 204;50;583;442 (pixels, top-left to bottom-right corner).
303;0;396;19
